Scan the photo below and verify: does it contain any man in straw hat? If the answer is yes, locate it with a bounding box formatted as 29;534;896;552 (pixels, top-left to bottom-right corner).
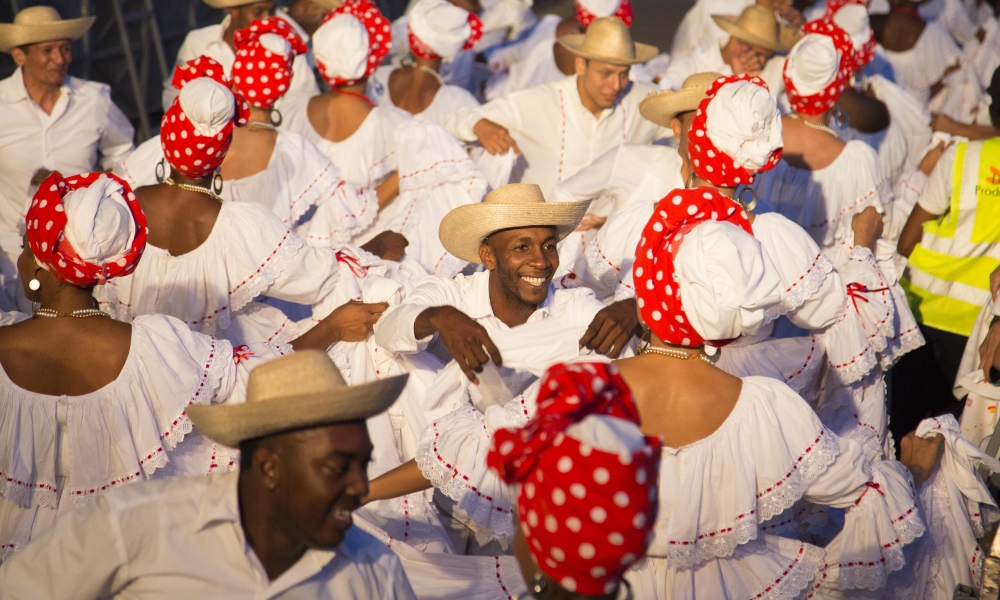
0;350;418;599
660;5;797;94
374;183;641;386
445;17;669;197
162;0;320;112
0;6;134;313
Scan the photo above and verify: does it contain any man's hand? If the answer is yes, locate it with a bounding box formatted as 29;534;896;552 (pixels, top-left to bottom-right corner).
851;206;884;252
575;213;607;232
979;317;1000;377
730;49;764;76
579;298;641;358
30;168;55;186
326;301;389;342
930;112;959;135
918;141;947;175
899;431;943;488
472;118;521;156
361;231;409;261
420;305;503;383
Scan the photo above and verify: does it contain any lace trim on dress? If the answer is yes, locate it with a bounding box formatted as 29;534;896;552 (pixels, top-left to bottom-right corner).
764;253;834;324
501;391;534;429
585;237;624;296
878;321;925;371
228;231;306;314
758;428;841;521
751;541;826;600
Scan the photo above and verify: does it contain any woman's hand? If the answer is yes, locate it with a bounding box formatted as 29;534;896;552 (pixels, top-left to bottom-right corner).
899;432;943;488
851;206;884;252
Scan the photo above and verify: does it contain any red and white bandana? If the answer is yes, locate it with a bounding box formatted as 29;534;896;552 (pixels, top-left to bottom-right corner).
407;0;483;61
161;56;250;178
631;187;753;347
575;0;633;28
826;0;876;73
487;361;659;597
687;74;783;188
313;0;391;88
26;172;147;287
232;18;308;109
783;19;855;115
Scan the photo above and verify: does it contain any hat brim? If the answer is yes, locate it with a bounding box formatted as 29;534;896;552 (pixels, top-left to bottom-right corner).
0;16;95;53
439;200;591;264
203;0;263;7
187;373;409;448
639;87;706;127
711;14;791;52
557;35;659;65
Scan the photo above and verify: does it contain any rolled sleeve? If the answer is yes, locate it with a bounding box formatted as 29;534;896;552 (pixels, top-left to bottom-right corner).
915;144;956;216
445;94;524;143
374;274;464;353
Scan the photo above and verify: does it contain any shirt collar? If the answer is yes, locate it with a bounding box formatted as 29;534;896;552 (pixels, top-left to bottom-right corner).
465;270;556;321
0;67;73;104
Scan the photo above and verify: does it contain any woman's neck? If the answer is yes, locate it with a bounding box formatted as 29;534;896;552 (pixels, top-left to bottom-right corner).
167;169;212;187
35;279;98;314
248;108;272;124
792;110;831;127
412;55;443;75
334;81;368;96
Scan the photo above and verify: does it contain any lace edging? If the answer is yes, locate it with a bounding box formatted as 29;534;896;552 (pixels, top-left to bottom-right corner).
337;187;380;243
665;515;760;570
585;238;623;296
765;542;827;600
229;232;306;314
758;428;841;521
877;324;925;371
764;253;834;324
0;474;57;509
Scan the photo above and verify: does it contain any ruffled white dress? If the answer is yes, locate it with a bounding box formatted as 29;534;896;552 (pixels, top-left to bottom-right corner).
877;22;967;110
366;66;481;129
0;314;289;559
282;95;487;277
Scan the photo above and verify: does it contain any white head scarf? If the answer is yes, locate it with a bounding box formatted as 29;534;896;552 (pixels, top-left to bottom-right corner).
60;176;136;269
313;13;370;82
704;80;783;171
832;4;872;53
576;0;623;16
258;31;293;56
177;78;236;137
785;34;839;96
408;0;473;61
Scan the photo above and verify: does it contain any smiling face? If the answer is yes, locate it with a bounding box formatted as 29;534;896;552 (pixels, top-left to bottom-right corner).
576;58;631;110
12;40;72;86
480;226;560;309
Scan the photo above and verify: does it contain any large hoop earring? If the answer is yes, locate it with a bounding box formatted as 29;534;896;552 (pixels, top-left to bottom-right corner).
212;169;224;195
29;269;41;315
685;171;697;189
155;158;166;183
832;104;850;129
737;187;758;212
270;109;283;127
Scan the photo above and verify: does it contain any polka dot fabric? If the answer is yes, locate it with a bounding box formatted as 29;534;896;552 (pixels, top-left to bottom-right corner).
574;0;633;28
26;172;147;287
687;74;783;188
407;12;483;60
316;0;391;87
487;362;659;596
631;187;753;347
825;0;876;73
783;19;855;115
232;18;308;109
161;56;250;178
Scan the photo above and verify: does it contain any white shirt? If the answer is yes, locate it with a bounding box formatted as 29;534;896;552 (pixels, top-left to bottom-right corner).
660;43;786;101
916;142;959;215
446;75;671;197
365;66;480;128
0;68;134;241
162;15;319;112
0;471;417;600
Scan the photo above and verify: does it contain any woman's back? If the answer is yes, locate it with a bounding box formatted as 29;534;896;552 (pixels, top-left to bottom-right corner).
307;92;373;144
138;185;221;257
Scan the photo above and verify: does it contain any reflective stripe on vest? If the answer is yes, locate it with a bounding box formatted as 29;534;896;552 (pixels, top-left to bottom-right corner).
904;139;1000;337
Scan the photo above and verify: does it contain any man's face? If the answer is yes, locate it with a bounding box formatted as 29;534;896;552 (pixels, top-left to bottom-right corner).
671;110;697;171
481;227;560;307
576;58;630;109
12;40;72;85
449;0;482;13
229;1;275;30
268;422;372;549
725;36;774;73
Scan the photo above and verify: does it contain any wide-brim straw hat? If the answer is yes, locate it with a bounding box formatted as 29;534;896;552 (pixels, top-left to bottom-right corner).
0;6;94;53
439;183;591;264
639;71;722;126
188;350;408;448
711;5;797;52
557;16;658;66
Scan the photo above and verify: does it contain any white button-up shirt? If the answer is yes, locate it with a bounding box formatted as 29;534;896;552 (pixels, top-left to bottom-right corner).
162;15;319;112
0;471;417;600
445;75;671;197
0;68;134;241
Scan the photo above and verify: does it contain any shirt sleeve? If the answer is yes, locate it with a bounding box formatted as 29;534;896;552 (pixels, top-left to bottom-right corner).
97;95;136;172
445;92;526;143
373;274;464;353
0;495;129;599
915;144;956;216
382;551;419;599
549;146;618;205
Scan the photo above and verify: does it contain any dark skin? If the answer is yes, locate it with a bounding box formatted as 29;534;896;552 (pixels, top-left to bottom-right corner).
838;87;891;134
780;111;846;171
387;55;443;117
223;1;275;53
870;7;960;98
239;422;372;580
12;40;73;184
552;19;584;77
285;0;333;37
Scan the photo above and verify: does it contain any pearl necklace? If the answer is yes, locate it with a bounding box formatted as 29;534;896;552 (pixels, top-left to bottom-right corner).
401;57;444;86
33;308;110;319
248;121;277;133
638;341;717;365
789;113;838;137
164;177;223;203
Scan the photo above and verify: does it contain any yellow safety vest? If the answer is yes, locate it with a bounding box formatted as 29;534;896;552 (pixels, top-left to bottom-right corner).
903;138;1000;337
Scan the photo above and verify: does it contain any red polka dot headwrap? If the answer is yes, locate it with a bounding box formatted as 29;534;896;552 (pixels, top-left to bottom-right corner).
487;361;659;597
631;187;753;347
407;0;483;61
160;56;250;178
313;0;392;87
26;172;147;287
232;18;308;109
575;0;633;28
826;0;875;74
687;74;783;188
783;20;855;115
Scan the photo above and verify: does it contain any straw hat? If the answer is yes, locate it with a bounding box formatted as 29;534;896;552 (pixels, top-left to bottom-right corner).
439;184;591;264
188;350;408;448
711;5;797;52
312;0;347;9
638;71;722;126
557;16;658;66
203;0;271;8
0;6;94;53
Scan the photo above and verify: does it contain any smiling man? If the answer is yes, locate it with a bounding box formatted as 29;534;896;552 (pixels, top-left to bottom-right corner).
0;351;416;599
445;17;670;197
374;183;641;386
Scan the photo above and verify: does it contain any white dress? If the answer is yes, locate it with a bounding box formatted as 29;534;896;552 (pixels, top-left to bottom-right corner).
282;94;488;277
878;23;965;109
0;314;288;559
366;66;481;129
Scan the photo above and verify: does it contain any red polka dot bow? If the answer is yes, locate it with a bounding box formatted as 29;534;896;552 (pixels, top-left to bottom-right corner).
232;18;308;109
687;74;783;188
825;0;876;73
161;56;250;178
632;187;753;347
26;172;147;287
487;361;660;597
316;0;392;87
408;12;483;60
783;19;855;115
575;0;633;28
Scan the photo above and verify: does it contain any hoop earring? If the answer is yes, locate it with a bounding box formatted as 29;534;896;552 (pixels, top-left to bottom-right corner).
155;158;166;183
832;104;850;129
685;171;697;189
212;169;224;195
737;187;758;212
29;270;41;315
270;109;283;127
